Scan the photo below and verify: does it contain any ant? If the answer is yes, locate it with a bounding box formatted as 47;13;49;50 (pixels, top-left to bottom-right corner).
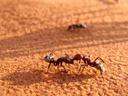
43;54;73;73
78;57;106;75
67;23;87;30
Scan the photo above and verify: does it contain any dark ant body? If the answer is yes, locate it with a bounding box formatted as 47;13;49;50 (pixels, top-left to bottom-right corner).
55;54;73;72
43;54;73;73
67;23;87;30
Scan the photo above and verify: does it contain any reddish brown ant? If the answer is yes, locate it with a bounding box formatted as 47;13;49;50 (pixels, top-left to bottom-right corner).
43;53;105;75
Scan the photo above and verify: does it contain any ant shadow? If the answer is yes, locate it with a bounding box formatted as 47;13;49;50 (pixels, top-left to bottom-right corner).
1;69;95;86
0;21;128;59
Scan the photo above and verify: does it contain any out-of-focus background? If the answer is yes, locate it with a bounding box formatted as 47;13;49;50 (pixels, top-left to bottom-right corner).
0;0;128;96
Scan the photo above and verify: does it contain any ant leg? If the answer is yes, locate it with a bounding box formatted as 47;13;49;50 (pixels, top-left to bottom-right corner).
65;54;69;57
100;69;103;75
67;26;72;30
68;63;71;74
60;62;67;72
94;57;105;63
81;66;85;74
57;64;60;72
47;62;52;73
79;60;81;64
100;71;103;75
78;61;87;74
78;65;82;74
86;28;89;32
84;60;88;66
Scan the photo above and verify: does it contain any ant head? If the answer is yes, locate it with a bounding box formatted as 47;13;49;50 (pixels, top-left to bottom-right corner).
43;55;48;60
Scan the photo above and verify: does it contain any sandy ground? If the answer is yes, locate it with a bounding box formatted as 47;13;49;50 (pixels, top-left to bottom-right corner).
0;0;128;96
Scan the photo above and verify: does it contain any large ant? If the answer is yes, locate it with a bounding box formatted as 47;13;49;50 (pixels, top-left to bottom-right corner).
43;53;105;75
43;54;73;73
67;23;87;30
79;57;106;75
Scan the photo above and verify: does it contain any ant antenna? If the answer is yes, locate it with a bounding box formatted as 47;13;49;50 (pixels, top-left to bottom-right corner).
65;54;69;56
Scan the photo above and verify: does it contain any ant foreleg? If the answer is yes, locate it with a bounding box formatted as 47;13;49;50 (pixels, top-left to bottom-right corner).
81;65;85;74
67;26;72;30
94;57;105;63
57;64;60;72
47;62;52;73
78;65;82;74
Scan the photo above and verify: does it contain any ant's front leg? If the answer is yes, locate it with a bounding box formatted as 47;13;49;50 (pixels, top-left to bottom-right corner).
84;60;88;66
47;62;52;73
94;57;105;63
57;63;60;72
67;26;72;30
78;65;82;74
79;60;88;74
78;64;86;74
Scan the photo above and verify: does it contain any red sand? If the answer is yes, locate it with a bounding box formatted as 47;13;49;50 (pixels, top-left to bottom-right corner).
0;0;128;96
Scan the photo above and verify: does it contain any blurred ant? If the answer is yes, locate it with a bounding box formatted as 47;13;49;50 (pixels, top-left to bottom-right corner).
67;23;87;30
